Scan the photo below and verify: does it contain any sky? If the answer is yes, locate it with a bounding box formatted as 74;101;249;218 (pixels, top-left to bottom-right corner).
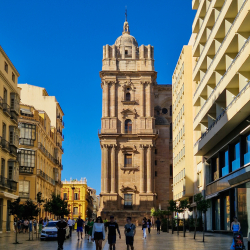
0;0;195;194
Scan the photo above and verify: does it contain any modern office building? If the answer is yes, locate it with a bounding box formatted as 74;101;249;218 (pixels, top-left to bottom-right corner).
61;178;88;220
18;103;63;218
192;0;250;235
98;18;172;223
172;45;194;203
0;46;20;232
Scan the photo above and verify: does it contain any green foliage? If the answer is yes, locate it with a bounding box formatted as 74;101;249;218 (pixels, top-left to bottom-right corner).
9;197;24;218
37;192;44;205
151;207;156;217
44;193;70;217
22;199;40;219
195;193;210;213
168;199;177;213
179;199;190;212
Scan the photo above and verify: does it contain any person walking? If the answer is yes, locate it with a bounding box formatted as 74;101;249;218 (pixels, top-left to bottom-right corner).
92;216;105;250
67;217;74;238
85;218;89;236
105;215;121;250
124;217;136;250
142;218;147;239
230;217;241;250
147;219;151;234
23;219;29;233
76;216;85;240
33;219;37;234
39;218;43;234
88;219;94;242
155;218;161;234
56;217;68;250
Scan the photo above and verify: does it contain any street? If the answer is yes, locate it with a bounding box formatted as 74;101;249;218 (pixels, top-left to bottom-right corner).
0;228;247;250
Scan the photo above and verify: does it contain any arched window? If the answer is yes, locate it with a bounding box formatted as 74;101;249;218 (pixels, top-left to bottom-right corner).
126;92;131;101
125;119;132;134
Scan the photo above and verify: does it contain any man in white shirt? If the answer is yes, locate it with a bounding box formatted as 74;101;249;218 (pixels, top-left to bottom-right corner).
68;217;74;237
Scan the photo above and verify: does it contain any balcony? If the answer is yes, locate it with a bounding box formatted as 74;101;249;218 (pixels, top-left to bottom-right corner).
120;164;139;174
3;103;11;117
0;175;17;191
0;97;3;109
10;98;19;115
57;115;64;127
10;145;17;157
57;129;64;140
19;192;29;199
37;169;55;185
38;142;58;164
56;143;64;153
19;166;34;174
10;111;18;124
1;139;10;152
19;138;34;146
121;99;137;105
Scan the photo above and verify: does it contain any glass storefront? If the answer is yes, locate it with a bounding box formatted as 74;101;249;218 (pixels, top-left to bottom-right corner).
222;151;229;176
232;143;240;171
244;134;250;165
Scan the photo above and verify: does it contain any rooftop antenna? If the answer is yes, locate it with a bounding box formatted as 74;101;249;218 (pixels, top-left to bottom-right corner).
125;6;127;21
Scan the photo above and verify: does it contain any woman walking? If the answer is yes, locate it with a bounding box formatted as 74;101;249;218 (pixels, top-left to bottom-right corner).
142;218;147;239
230;217;241;249
92;216;105;250
147;219;151;234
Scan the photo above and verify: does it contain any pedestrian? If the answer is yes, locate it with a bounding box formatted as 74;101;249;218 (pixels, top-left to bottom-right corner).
33;219;37;233
105;215;121;250
23;219;29;233
91;216;105;250
43;218;48;228
85;218;89;236
67;217;74;237
29;219;33;233
124;217;136;250
17;218;21;233
155;218;161;234
230;217;241;250
21;218;24;233
142;218;147;239
76;216;85;240
147;219;151;234
88;219;94;242
72;219;75;231
56;216;68;250
39;218;43;233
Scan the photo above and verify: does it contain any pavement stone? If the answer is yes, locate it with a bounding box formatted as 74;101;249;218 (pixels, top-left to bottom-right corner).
0;228;248;250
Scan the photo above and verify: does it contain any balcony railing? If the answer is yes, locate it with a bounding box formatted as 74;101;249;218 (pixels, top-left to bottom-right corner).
37;169;55;185
10;99;19;114
19;192;29;198
1;139;10;152
0;97;3;109
19;138;34;146
19;166;34;174
3;103;11;117
10;111;18;123
10;145;17;157
57;115;64;126
38;142;58;164
56;143;64;153
0;175;17;191
57;129;64;139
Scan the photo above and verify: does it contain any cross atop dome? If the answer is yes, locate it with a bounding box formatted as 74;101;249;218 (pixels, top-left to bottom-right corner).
123;7;130;34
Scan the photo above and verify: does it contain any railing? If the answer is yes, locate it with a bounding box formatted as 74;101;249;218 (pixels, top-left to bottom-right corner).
0;175;17;191
0;97;3;109
10;99;19;114
10;111;18;123
10;145;17;157
57;115;64;126
194;80;250;147
38;142;58;164
3;103;11;116
37;169;55;185
194;36;250;122
57;129;64;139
19;138;34;146
1;139;10;151
19;166;34;174
193;0;248;98
56;142;64;152
19;192;30;198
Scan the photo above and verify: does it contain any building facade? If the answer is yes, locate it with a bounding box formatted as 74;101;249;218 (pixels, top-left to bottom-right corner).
0;46;20;232
172;45;194;203
61;178;88;220
18;103;63;218
191;0;250;235
99;20;172;223
88;187;99;220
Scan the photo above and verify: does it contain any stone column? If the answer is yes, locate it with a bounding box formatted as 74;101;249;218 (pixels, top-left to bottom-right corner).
104;83;109;117
104;145;109;193
101;145;104;193
141;82;145;117
147;146;152;193
140;146;145;193
111;82;116;117
111;145;116;193
146;83;151;117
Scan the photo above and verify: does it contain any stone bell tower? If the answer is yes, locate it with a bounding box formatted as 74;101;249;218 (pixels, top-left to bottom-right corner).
98;17;172;223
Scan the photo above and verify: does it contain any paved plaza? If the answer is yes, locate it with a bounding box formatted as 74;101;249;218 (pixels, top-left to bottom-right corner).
0;228;248;250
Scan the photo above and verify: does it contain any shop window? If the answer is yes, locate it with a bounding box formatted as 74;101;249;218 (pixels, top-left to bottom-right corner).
222;150;229;176
124;154;132;168
244;134;250;165
124;194;132;208
125;119;132;134
232;142;240;171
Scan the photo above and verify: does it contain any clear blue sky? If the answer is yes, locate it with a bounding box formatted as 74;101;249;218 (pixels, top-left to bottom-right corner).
0;0;195;194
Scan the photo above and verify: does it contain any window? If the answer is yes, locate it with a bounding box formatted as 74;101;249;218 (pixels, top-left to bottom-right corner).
12;73;15;82
63;193;67;200
232;142;240;171
244;134;250;165
3;88;7;103
222;150;229;176
18;149;35;168
155;160;157;165
155;149;157;154
4;62;8;73
126;92;131;101
9;126;19;147
125;119;132;134
74;193;78;200
124;154;132;167
2;123;6;140
155;171;157;177
73;207;78;214
19;123;36;141
1;159;5;177
170;164;173;177
19;180;30;198
124;194;132;208
8;164;13;180
197;173;200;187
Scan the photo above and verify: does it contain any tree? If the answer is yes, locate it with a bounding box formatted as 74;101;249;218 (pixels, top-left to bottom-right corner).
168;200;177;234
44;193;70;217
179;199;190;237
193;193;202;239
9;198;24;244
36;192;44;236
196;194;210;242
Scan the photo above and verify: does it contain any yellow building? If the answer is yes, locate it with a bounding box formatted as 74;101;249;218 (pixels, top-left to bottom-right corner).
18;103;63;218
191;0;250;234
172;45;194;202
61;178;88;220
0;46;20;232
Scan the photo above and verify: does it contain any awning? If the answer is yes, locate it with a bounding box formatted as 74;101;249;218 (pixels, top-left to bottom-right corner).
0;191;19;200
206;192;219;200
20;108;32;114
